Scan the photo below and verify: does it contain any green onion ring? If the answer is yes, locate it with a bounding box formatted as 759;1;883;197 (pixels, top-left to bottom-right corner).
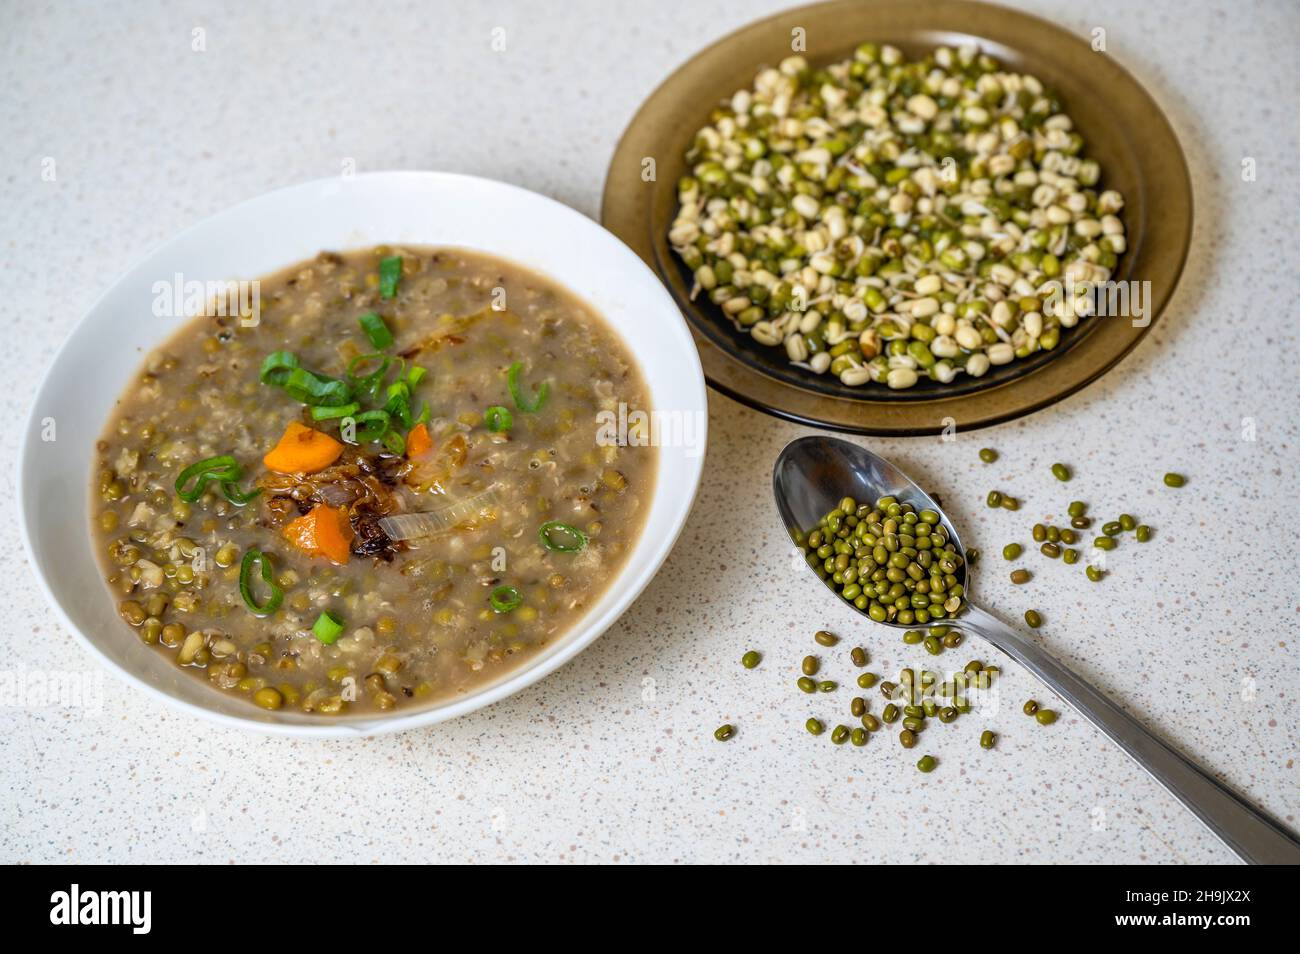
358;311;393;350
538;520;587;553
312;611;344;644
239;549;283;617
311;402;360;421
220;481;261;505
485;405;513;432
489;585;523;614
379;255;403;299
507;361;550;413
175;455;241;502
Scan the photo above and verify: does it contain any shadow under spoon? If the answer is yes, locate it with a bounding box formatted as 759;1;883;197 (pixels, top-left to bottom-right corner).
773;434;1300;865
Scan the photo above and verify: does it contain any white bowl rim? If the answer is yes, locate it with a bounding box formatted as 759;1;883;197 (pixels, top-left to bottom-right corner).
17;170;707;738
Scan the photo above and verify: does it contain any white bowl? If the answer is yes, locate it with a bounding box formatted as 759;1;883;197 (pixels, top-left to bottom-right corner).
18;171;707;737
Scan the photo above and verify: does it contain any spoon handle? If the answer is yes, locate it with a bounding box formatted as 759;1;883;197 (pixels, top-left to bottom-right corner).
962;603;1300;864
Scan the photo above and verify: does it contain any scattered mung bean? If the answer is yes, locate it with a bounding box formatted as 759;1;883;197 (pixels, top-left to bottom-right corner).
1003;543;1022;560
742;650;761;669
916;755;937;773
1163;472;1185;487
1010;569;1031;584
980;730;996;749
714;724;736;741
814;629;839;646
1024;609;1042;628
806;718;825;735
1035;708;1058;725
979;448;998;463
1051;463;1071;481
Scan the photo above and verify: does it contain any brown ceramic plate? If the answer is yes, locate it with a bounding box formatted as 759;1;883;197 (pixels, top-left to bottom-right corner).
601;0;1192;435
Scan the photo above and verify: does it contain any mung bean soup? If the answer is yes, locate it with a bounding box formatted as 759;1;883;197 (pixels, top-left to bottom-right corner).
93;246;655;715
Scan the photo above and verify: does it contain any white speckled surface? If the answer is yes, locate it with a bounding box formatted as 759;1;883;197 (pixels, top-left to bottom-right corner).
2;0;1296;864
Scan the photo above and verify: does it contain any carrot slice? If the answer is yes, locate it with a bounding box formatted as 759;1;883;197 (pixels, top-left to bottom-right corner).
263;421;344;474
406;422;433;458
283;504;354;565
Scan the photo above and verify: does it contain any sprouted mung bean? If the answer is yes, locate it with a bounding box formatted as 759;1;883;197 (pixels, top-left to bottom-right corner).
669;44;1127;390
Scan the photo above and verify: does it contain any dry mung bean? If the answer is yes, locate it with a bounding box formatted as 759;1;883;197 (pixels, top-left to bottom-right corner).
831;724;851;745
1000;496;1020;511
1032;524;1047;542
862;713;881;731
980;730;996;749
987;491;1003;508
1024;609;1043;628
857;672;878;689
882;703;900;724
1023;699;1039;715
1102;520;1122;536
818;680;837;693
1067;501;1086;517
797;676;817;693
1163;472;1186;487
1003;543;1023;560
1136;525;1152;542
1119;514;1137;532
850;727;867;747
714;724;736;741
850;697;867;717
942;630;963;648
1035;709;1058;725
1063;547;1079;564
814;629;839;647
850;646;868;667
801;655;819;676
979;448;998;463
1010;569;1031;584
916;755;937;774
742;650;761;669
899;728;917;749
1086;565;1104;582
1040;542;1061;559
903;629;924;645
1051;463;1071;481
1094;535;1116;550
806;718;825;736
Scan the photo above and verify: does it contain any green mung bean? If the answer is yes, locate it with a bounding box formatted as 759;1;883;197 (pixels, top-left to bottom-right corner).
862;713;880;731
899;729;917;749
1059;528;1078;545
939;706;958;724
814;629;839;646
979;448;998;463
1023;699;1039;715
850;727;867;746
831;724;850;744
1136;524;1151;542
850;646;868;667
923;635;942;655
1035;708;1058;725
1102;520;1122;536
882;703;900;724
714;724;735;741
818;680;837;693
1067;501;1086;517
1024;609;1042;628
1051;463;1071;481
806;718;824;735
1032;523;1047;542
916;755;937;773
980;730;996;749
941;631;963;648
857;672;877;689
1010;569;1031;584
1094;535;1116;550
1119;514;1137;532
1163;472;1185;487
1040;542;1061;559
797;676;817;694
1063;547;1080;564
850;697;866;717
801;655;819;676
742;650;761;669
986;491;1003;508
1070;515;1091;529
1003;543;1022;560
902;629;924;645
1086;565;1104;582
1000;495;1020;511
1046;525;1060;543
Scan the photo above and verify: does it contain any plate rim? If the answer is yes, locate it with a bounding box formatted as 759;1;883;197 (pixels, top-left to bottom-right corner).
601;0;1193;435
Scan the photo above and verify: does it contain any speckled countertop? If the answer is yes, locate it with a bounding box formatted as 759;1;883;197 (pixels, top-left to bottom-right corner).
2;0;1296;864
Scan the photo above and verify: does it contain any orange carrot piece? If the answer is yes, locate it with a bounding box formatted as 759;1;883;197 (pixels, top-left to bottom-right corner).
263;421;344;474
406;422;433;458
283;504;354;565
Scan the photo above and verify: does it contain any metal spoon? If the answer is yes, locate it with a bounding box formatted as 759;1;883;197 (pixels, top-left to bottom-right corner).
773;434;1300;864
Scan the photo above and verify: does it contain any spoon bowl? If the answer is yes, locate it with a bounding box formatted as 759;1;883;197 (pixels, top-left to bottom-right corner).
772;434;1300;865
773;435;969;628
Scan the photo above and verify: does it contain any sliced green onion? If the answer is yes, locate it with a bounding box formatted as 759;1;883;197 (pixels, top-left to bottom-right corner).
379;255;402;299
384;380;416;430
175;455;241;502
406;365;426;388
239;549;283;617
311;402;360;421
347;352;403;400
485;405;513;432
358;311;393;349
538;520;587;553
259;351;299;386
489;585;522;614
312;611;344;644
220;481;261;505
350;409;391;443
381;427;406;456
280;366;353;407
507;361;550;413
